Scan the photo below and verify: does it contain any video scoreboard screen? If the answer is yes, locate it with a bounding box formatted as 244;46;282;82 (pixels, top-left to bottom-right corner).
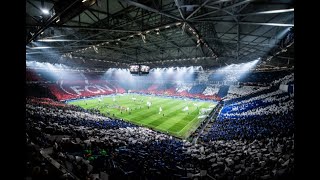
140;65;150;74
129;65;150;75
129;65;140;74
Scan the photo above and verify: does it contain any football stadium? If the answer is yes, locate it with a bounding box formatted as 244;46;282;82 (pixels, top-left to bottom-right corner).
26;0;294;179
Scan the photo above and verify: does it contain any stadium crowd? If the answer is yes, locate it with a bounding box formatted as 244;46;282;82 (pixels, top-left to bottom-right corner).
25;69;294;179
26;88;294;180
226;85;268;98
201;88;293;141
202;85;220;96
272;73;294;85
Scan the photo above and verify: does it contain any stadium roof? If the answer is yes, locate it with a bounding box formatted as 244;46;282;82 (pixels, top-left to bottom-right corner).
26;0;294;70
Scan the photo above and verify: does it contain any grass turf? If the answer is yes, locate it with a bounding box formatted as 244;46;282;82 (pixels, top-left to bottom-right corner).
67;94;216;139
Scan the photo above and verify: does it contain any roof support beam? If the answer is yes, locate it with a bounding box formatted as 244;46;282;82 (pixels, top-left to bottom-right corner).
148;33;189;58
120;0;182;21
27;0;82;44
64;3;180;47
186;0;211;20
107;0;110;25
113;39;154;54
96;47;138;62
190;20;294;27
207;0;234;6
88;9;100;21
185;22;217;57
88;8;108;15
174;0;185;20
26;24;140;33
195;8;294;19
118;1;150;31
84;11;97;23
205;38;278;47
191;0;253;20
237;27;278;61
27;0;42;13
66;21;180;52
65;12;177;47
239;22;294;27
26;13;42;24
237;8;295;17
226;14;280;58
68;20;92;25
203;5;236;20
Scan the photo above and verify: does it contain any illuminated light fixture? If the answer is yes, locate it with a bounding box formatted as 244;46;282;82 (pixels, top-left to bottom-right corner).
155;28;159;31
106;42;109;44
56;18;60;23
141;34;146;43
165;25;170;28
41;9;50;15
259;8;294;14
145;30;150;33
41;32;44;35
28;46;52;49
38;39;75;42
156;31;160;35
176;22;181;26
130;35;134;37
117;39;121;41
116;42;119;45
181;23;186;31
82;0;88;2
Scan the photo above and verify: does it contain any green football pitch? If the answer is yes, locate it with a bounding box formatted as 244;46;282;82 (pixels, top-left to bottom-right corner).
67;94;216;139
